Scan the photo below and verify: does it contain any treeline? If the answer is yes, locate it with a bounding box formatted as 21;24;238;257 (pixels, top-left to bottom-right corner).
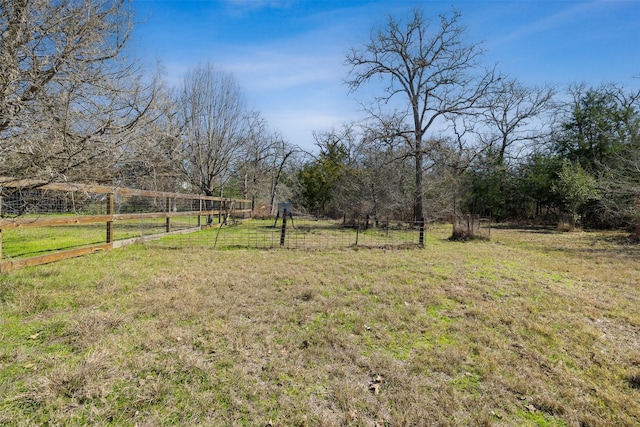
299;82;640;231
301;8;640;232
0;1;298;215
1;2;639;231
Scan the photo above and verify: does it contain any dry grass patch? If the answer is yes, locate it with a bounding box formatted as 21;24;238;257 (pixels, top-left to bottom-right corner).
0;225;639;425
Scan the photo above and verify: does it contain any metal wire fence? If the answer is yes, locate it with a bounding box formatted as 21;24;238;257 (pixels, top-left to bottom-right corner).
0;177;250;271
149;216;425;250
0;177;427;271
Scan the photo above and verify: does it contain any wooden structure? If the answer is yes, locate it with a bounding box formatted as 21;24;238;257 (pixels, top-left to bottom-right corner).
0;177;251;272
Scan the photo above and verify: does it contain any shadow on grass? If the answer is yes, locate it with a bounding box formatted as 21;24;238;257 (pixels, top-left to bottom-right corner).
492;223;557;234
625;375;640;390
493;224;640;260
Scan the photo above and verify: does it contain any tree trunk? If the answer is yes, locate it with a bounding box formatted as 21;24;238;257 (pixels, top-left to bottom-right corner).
269;151;292;215
634;196;640;239
414;143;424;223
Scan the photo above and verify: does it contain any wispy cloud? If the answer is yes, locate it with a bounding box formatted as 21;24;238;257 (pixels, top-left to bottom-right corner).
494;0;609;46
229;50;344;88
220;0;297;16
223;0;296;7
135;0;640;149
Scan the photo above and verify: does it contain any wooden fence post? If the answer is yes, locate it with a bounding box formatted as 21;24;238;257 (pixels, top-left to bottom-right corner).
166;197;172;233
198;199;202;228
0;195;3;262
419;217;425;248
106;193;114;244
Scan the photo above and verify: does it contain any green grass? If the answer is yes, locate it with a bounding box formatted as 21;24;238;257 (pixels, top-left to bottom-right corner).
1;217;418;260
1;224;105;258
1;218;197;259
157;218;421;250
1;225;639;425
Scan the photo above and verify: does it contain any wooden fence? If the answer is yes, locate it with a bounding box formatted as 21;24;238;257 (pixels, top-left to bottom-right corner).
0;177;251;272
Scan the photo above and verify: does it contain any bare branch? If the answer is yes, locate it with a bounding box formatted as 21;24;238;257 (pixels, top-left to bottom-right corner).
345;7;495;220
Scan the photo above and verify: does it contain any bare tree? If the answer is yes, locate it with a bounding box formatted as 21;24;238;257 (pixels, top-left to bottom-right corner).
346;8;496;222
238;112;269;207
236;112;298;214
1;0;156;181
177;64;249;197
115;79;184;191
266;137;297;214
479;77;556;164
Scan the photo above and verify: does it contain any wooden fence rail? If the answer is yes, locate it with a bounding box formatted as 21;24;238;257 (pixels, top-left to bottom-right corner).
0;177;251;272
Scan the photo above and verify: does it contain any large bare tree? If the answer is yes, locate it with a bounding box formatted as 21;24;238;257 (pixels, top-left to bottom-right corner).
1;0;156;181
177;64;249;197
346;8;495;222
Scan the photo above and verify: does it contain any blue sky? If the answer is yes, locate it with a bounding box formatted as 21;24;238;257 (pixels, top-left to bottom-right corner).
132;0;640;150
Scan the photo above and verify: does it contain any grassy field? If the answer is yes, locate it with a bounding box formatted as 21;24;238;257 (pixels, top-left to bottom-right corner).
1;224;639;426
1;217;199;259
1;217;417;259
156;218;422;250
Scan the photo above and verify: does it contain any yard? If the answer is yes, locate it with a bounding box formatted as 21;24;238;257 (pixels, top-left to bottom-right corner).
1;224;639;426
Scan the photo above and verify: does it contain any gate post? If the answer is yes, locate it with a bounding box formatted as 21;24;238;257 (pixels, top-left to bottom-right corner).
166;197;172;233
106;193;114;245
280;209;288;247
0;196;3;262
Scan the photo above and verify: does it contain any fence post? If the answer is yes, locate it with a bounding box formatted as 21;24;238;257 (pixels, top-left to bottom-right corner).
419;217;425;248
280;208;288;247
488;212;492;238
106;193;114;244
166;197;171;233
0;195;3;262
197;199;202;228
